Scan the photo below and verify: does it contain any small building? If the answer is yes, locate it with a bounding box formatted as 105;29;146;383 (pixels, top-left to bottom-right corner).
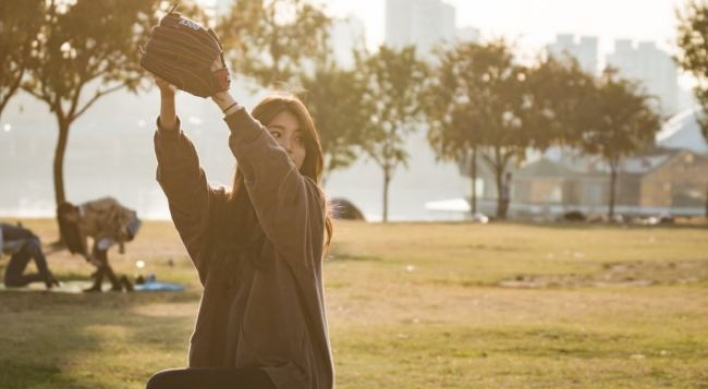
513;148;708;216
638;149;708;208
514;158;577;205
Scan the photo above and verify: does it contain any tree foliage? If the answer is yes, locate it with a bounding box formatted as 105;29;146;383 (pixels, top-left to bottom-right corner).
298;61;368;180
676;0;708;141
356;45;428;222
424;44;595;216
428;41;530;217
578;68;661;217
676;0;708;216
425;38;655;219
424;42;488;215
524;54;595;150
217;0;332;88
22;0;189;206
0;0;44;118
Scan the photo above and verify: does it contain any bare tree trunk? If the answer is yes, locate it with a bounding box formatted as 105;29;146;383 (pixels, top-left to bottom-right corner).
0;69;25;118
608;166;617;219
482;147;507;219
382;167;391;223
495;168;504;218
469;146;477;216
493;148;504;219
53;118;71;244
54;119;69;207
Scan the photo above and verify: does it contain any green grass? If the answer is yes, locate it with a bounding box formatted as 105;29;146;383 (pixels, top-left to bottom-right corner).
0;219;707;388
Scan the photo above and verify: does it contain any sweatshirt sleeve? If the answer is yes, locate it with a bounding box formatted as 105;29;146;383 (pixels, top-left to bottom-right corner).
154;117;224;283
224;108;326;270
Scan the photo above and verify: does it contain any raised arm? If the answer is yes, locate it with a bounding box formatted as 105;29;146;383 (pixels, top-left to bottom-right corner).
154;80;223;283
211;92;326;271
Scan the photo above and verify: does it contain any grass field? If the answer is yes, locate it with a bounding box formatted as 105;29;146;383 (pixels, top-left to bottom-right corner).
0;219;707;389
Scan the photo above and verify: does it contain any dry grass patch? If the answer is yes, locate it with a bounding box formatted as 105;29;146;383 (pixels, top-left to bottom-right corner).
0;219;706;388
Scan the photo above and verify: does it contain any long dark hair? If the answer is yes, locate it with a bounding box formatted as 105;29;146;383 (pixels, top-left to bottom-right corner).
57;202;88;256
226;94;333;249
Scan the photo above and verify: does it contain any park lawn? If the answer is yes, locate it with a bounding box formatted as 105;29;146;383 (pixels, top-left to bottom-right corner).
0;219;706;389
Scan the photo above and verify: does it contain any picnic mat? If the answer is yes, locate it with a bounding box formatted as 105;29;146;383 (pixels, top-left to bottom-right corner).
0;280;185;293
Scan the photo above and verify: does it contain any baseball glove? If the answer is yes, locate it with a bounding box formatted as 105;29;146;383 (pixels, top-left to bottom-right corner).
140;9;230;98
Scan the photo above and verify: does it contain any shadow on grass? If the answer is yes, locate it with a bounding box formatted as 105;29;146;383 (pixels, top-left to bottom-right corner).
0;361;65;389
0;291;201;389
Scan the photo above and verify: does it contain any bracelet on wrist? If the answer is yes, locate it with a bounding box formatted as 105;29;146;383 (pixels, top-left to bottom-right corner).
222;101;240;114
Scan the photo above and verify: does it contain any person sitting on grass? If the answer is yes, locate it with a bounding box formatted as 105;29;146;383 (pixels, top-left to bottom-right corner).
57;197;141;293
1;222;59;290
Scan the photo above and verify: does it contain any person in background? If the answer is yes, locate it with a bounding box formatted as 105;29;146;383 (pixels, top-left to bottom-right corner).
1;222;59;289
57;197;141;292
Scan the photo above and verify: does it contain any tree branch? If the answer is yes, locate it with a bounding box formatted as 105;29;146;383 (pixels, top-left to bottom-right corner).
67;77;88;120
0;70;25;115
72;83;126;120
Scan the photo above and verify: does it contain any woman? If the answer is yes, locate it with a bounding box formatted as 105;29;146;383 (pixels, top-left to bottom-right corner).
57;197;141;292
147;75;334;389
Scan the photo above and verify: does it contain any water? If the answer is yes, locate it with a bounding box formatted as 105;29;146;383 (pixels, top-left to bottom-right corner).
0;91;470;222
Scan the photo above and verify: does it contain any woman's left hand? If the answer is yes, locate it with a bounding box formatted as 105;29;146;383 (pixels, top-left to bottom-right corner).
210;61;235;109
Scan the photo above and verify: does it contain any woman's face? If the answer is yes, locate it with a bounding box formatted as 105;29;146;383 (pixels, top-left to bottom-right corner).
266;110;307;171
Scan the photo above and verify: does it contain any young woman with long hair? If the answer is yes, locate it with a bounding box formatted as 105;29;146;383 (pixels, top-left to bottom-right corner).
146;73;334;389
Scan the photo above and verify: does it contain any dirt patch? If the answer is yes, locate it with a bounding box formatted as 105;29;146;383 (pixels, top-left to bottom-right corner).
499;260;708;288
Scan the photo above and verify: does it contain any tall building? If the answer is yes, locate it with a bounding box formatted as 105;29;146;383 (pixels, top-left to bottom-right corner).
547;34;599;75
607;40;679;116
385;0;456;58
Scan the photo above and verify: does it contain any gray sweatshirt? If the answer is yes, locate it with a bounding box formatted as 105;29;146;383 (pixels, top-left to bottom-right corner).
154;108;334;389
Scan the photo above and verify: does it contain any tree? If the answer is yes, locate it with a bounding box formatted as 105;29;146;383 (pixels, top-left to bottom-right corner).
356;45;427;222
22;0;187;208
425;43;596;218
425;40;602;219
0;0;44;118
675;0;708;216
424;42;486;216
298;61;369;182
449;41;530;219
217;0;332;89
525;54;596;151
472;43;601;219
578;68;661;218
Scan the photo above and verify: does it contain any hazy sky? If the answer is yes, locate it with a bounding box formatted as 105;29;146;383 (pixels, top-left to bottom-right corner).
318;0;684;54
205;0;689;81
206;0;684;51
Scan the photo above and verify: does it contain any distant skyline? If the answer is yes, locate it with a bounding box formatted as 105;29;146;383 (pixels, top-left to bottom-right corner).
322;0;681;51
204;0;688;79
204;1;682;51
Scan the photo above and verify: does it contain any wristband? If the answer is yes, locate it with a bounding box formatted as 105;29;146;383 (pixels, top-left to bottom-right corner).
222;102;240;113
